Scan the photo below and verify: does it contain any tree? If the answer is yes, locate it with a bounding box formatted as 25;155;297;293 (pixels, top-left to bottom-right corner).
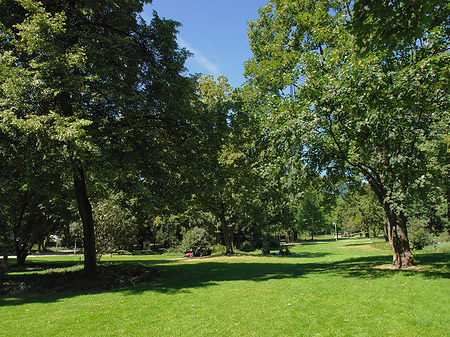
185;75;256;254
92;195;139;258
179;226;210;254
296;191;326;241
331;184;386;238
245;0;450;268
0;110;74;265
1;0;194;276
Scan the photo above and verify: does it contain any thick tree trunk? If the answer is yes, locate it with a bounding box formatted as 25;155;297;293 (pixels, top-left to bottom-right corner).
367;176;413;268
386;209;413;269
72;158;96;277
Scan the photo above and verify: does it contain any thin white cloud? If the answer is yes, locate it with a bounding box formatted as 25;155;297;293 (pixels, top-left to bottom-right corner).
178;37;220;77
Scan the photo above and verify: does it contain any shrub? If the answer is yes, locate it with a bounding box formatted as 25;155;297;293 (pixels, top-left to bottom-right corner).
92;198;139;258
179;227;210;253
423;241;450;253
240;241;256;252
261;234;279;250
1;263;157;295
211;244;226;255
408;217;433;250
422;233;450;253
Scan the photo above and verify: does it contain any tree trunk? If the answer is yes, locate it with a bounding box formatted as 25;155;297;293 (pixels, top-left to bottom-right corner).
217;195;234;254
367;178;412;268
72;158;96;277
285;230;291;243
14;240;28;266
386;209;413;269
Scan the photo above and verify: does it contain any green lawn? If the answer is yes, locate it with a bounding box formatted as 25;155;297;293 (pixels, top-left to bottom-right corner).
1;239;450;336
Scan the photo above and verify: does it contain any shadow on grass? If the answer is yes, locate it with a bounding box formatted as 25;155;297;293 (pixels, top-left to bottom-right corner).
2;252;449;306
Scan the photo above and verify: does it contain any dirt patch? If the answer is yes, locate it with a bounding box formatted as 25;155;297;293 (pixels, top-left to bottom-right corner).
373;264;425;271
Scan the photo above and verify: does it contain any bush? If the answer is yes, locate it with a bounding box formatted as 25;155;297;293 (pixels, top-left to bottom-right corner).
423;241;450;253
240;241;256;252
408;217;434;250
261;234;279;250
422;233;450;253
179;227;210;253
91;198;139;259
211;244;226;255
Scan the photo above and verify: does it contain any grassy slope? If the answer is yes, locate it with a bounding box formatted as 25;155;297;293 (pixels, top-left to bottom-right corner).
1;239;450;337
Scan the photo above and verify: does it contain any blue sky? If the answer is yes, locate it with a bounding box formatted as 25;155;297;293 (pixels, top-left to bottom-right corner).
142;0;267;88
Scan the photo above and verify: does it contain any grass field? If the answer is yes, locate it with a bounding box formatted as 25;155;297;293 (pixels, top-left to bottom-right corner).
1;238;450;336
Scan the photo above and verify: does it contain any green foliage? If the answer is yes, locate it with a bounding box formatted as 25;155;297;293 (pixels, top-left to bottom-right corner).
244;0;450;267
1;0;197;272
92;197;139;258
239;241;257;252
1;262;156;294
210;243;227;255
331;184;386;237
296;191;326;239
423;240;450;253
184;75;263;254
179;227;211;253
154;215;183;248
261;233;280;250
352;0;450;57
408;217;434;250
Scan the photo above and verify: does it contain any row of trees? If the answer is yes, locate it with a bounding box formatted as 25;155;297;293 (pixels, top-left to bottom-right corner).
1;0;449;275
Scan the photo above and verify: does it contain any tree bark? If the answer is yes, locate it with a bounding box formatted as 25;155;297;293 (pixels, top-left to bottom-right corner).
285;230;291;243
71;158;97;277
14;240;28;266
386;209;413;269
368;178;412;268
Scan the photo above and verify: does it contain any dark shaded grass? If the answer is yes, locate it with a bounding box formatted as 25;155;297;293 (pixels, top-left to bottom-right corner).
1;262;158;297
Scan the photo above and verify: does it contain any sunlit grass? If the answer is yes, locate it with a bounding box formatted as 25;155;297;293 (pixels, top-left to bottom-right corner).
2;238;450;336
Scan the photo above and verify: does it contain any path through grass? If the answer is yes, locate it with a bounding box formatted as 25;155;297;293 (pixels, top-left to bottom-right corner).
1;238;449;336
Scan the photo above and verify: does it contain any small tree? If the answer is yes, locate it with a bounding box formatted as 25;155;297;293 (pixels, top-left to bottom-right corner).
92;198;139;259
296;192;326;241
179;227;211;253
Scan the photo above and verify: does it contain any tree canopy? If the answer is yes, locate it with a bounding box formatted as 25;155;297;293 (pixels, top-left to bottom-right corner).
1;0;195;274
245;0;450;268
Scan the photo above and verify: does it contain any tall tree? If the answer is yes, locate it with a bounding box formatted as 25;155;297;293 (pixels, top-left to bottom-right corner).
296;191;326;241
186;75;237;254
245;0;450;268
183;76;264;254
1;0;194;276
0;98;77;265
